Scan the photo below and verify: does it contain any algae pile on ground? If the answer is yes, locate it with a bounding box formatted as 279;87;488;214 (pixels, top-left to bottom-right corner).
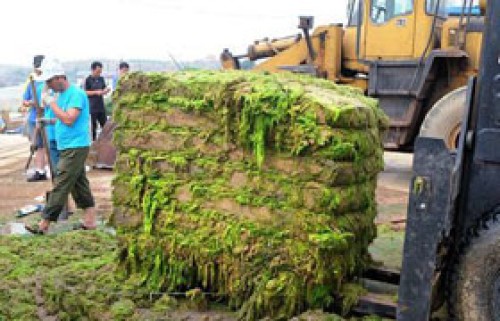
0;231;233;321
111;70;388;320
0;231;390;320
0;231;142;321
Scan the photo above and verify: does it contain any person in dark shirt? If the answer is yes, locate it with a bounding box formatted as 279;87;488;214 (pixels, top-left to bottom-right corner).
84;61;110;140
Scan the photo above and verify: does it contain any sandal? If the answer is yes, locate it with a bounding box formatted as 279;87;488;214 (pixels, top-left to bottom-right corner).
72;223;96;231
24;224;48;235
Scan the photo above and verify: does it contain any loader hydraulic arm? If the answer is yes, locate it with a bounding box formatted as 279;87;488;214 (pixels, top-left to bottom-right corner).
220;17;343;81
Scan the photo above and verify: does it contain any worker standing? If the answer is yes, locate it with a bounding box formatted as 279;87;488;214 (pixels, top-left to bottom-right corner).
22;55;48;181
26;59;96;234
41;84;75;220
85;61;110;141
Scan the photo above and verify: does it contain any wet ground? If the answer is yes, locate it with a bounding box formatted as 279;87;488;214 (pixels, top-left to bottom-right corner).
372;151;412;270
0;134;113;233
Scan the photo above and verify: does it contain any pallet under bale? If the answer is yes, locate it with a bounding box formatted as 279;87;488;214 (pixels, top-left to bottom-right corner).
111;70;388;320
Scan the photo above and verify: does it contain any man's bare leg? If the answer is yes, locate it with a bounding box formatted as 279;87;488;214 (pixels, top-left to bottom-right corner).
68;196;76;213
38;219;50;232
83;207;97;229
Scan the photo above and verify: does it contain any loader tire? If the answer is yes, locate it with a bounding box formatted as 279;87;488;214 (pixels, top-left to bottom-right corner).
419;86;467;150
452;208;500;321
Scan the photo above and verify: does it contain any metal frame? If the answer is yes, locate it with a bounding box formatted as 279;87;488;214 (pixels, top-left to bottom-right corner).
396;137;457;320
457;0;500;232
396;2;500;319
368;50;468;149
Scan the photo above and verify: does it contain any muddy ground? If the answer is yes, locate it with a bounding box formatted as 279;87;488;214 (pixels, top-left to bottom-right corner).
0;134;113;230
0;133;411;320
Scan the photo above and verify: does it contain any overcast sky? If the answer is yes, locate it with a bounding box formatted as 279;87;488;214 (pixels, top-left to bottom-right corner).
0;0;348;67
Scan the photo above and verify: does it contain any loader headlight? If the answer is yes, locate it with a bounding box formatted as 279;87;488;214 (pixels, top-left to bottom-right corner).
448;28;459;47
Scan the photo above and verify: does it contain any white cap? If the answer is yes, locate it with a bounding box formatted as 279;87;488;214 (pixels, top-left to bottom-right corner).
38;58;65;81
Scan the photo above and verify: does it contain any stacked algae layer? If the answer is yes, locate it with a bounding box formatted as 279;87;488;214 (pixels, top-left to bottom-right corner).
111;70;388;320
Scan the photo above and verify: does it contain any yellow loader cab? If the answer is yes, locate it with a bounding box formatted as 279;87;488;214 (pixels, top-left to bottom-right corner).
221;0;485;150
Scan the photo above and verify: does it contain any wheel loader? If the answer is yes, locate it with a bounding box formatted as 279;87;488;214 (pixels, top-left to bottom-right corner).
221;0;485;151
299;0;498;319
401;1;500;319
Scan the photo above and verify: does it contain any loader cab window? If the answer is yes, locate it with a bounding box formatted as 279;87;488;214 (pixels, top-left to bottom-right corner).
370;0;414;24
426;0;447;16
347;0;363;26
438;0;481;16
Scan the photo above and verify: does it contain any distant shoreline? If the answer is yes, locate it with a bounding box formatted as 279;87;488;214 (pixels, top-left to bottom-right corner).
0;84;25;112
0;83;24;89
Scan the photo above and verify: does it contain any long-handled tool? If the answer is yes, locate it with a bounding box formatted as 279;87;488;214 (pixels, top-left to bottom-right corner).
25;146;35;171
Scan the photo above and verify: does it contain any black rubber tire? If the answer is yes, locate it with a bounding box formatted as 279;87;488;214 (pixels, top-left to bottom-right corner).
452;212;500;321
419;87;467;150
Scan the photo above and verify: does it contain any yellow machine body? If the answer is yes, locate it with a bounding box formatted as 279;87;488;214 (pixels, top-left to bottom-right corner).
222;0;484;150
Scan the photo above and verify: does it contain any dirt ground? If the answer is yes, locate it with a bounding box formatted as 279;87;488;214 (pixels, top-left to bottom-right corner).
0;134;113;228
372;151;412;269
376;151;412;224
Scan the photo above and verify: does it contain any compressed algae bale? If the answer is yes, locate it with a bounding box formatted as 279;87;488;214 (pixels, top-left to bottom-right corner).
111;70;388;320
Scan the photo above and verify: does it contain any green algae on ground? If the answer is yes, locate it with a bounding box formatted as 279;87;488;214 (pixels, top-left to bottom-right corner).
0;232;390;320
0;232;240;320
0;232;117;320
368;225;405;270
111;299;136;320
112;70;388;320
0;232;170;320
291;310;391;321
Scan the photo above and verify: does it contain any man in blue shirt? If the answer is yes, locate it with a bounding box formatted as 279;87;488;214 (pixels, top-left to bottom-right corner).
22;55;48;181
26;59;96;234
